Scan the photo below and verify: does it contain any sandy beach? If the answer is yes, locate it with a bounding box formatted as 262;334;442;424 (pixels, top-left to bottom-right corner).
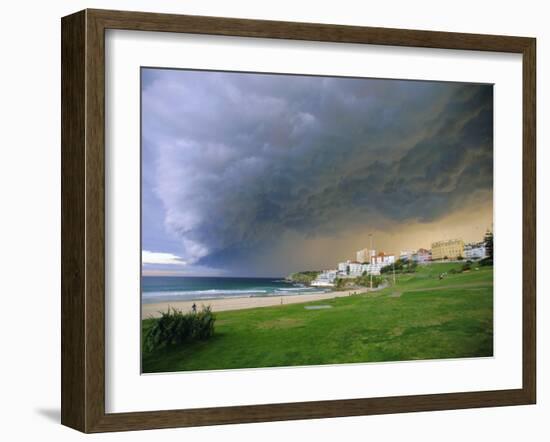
142;288;370;319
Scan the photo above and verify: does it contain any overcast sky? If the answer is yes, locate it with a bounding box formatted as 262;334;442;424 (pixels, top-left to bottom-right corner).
141;68;493;277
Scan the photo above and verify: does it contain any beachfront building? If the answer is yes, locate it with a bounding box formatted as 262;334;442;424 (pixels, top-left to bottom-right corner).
348;261;364;277
336;260;366;278
413;248;432;263
431;239;464;261
311;270;338;287
400;250;415;261
464;242;487;260
364;263;381;275
337;261;350;275
369;249;377;262
356;248;370;263
371;252;395;266
367;252;396;274
335;250;397;277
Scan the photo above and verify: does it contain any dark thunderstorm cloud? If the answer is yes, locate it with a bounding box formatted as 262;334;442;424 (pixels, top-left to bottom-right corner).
141;69;493;271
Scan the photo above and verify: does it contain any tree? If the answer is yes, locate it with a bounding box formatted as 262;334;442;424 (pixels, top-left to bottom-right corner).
381;259;415;274
334;278;346;290
484;230;494;260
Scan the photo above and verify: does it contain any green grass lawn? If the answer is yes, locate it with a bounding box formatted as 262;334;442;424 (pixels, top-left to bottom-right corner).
142;262;493;373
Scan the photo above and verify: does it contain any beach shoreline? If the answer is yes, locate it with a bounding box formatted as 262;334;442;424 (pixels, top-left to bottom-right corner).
141;288;370;319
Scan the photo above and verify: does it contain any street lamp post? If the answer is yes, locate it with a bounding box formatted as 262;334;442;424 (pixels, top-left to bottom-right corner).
369;233;373;290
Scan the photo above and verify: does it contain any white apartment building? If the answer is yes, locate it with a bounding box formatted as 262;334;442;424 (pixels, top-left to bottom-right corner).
400;250;415;261
365;263;381;275
335;251;395;278
337;261;350;273
311;270;338;287
364;253;395;275
464;243;487;260
371;253;395;266
348;261;364;277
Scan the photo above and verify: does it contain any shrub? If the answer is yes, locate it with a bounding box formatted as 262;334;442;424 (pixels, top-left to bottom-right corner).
334;277;347;290
355;274;383;288
381;259;416;274
479;257;493;266
461;262;472;272
144;306;216;352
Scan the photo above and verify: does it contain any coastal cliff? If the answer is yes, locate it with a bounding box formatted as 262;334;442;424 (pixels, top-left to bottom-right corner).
286;271;321;286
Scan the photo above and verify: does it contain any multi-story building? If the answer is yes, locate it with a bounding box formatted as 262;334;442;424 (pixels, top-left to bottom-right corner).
431;239;464;261
348;261;364;277
356;248;370;263
364;263;381;275
367;252;396;274
335;251;397;277
311;270;338;286
464;242;487;260
369;249;377;261
371;252;395;266
400;250;415;261
337;261;349;274
413;248;432;263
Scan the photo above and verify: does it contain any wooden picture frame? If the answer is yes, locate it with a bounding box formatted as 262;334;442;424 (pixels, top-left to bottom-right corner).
61;8;536;433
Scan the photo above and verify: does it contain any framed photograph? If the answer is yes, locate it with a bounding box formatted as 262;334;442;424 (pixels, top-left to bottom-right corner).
61;9;536;433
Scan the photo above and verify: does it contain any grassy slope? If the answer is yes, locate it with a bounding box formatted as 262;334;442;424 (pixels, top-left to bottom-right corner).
142;263;493;373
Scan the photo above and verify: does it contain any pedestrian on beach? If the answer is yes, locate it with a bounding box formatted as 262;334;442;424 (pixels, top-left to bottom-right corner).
192;303;197;313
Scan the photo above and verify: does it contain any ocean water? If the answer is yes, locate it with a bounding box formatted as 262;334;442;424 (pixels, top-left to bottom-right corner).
141;276;329;304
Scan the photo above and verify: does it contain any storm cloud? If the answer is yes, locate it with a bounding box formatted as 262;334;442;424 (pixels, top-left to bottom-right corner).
141;69;493;275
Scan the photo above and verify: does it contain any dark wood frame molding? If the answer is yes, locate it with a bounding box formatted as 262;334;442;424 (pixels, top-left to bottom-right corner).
61;8;536;433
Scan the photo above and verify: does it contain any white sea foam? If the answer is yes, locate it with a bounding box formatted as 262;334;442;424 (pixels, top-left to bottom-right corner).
275;287;316;292
140;285;335;304
143;289;269;298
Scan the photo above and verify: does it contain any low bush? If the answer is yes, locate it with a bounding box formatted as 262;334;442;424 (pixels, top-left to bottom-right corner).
461;262;472;272
381;259;417;274
479;257;493;266
144;306;216;352
333;277;347;290
355;274;383;288
332;275;383;290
